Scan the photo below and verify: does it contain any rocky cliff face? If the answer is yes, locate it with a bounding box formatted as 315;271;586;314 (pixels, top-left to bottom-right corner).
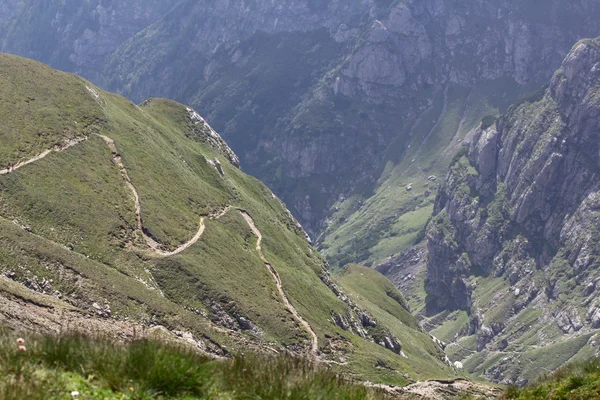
0;0;171;80
102;1;600;241
426;38;600;384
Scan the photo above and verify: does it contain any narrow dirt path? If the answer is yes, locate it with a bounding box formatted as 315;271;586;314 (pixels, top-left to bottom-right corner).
0;137;88;175
96;134;218;256
0;134;216;257
239;211;319;358
153;218;206;257
145;205;229;257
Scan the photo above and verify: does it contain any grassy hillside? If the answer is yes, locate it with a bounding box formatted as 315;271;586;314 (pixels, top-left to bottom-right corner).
338;265;456;383
503;357;600;399
0;53;452;386
0;332;385;400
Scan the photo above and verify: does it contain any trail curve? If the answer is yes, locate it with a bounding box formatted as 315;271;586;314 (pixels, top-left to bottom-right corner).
96;134;220;256
1;134;218;257
0;137;88;175
240;210;319;358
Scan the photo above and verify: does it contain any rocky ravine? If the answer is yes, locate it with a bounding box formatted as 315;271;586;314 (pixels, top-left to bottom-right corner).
3;0;600;257
424;38;600;385
0;0;172;81
101;0;600;241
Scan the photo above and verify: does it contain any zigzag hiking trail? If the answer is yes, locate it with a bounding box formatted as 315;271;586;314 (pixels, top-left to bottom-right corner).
1;134;217;257
240;211;320;358
0;133;320;358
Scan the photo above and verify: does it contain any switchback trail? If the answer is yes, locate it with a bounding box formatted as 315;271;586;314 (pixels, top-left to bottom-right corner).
240;211;319;358
0;137;88;175
97;134;223;256
1;134;220;257
149;206;230;257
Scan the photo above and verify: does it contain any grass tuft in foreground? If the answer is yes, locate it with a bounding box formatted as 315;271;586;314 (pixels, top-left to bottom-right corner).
0;331;385;399
503;357;600;400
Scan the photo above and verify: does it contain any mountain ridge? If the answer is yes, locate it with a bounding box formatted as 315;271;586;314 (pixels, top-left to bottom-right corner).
4;0;600;248
0;52;453;387
423;37;600;385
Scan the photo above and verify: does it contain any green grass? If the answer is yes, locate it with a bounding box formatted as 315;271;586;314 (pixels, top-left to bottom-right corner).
431;311;469;344
503;357;600;400
337;265;453;383
446;335;478;362
0;54;102;164
340;265;413;326
517;335;595;384
0;136;138;265
0;52;454;384
473;277;509;311
152;211;302;345
0;331;384;400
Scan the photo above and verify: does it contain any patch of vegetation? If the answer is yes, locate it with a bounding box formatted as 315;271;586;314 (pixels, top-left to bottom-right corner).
430;211;458;250
0;331;384;400
517;334;594;384
510;85;549;111
504;356;600;400
481;115;497;130
485;182;507;229
412;216;432;246
431;311;469;344
450;147;470;167
340;265;411;322
0;54;103;165
338;265;451;382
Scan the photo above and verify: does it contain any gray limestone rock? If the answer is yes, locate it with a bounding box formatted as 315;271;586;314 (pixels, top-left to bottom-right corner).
425;37;600;383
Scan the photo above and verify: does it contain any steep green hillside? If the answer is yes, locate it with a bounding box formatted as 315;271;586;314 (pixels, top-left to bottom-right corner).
335;265;452;383
504;357;600;400
0;53;452;386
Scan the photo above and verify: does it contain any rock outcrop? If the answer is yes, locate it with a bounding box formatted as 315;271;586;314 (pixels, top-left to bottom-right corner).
321;271;405;355
184;106;240;168
426;38;600;383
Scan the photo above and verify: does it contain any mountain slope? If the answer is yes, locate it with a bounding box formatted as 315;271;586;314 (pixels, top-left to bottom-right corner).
0;53;453;385
423;38;600;385
99;0;600;246
2;1;600;273
504;356;600;400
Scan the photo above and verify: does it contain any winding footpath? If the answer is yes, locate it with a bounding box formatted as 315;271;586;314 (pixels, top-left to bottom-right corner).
2;135;215;257
240;211;319;358
0;137;88;175
1;136;318;355
96;134;215;256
